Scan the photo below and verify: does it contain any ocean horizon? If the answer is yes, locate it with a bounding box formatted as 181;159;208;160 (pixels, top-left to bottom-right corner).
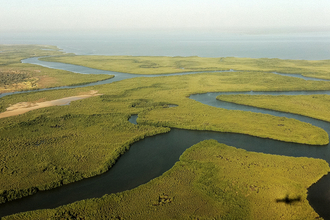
1;30;329;60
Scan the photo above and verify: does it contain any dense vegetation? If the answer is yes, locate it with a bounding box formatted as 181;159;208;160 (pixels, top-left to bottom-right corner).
0;88;169;204
0;45;63;65
0;45;113;93
5;140;329;219
1;48;330;219
42;55;330;79
217;94;330;123
1;70;330;207
0;71;30;86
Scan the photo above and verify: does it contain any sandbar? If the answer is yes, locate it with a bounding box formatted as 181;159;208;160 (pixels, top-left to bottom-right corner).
0;90;101;119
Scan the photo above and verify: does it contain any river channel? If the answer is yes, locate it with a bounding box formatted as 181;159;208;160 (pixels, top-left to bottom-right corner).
0;58;330;219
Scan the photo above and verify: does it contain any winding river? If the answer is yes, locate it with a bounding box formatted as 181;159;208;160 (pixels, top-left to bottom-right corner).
1;58;330;219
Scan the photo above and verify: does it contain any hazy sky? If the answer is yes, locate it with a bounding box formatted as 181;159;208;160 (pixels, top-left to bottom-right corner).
1;0;330;32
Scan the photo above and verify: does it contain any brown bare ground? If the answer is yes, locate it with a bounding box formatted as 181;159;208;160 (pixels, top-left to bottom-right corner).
36;75;57;88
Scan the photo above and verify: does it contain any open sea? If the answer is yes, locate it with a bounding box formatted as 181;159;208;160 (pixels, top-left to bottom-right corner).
1;31;329;60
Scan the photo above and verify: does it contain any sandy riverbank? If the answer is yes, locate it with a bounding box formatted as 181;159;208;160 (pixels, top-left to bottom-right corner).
0;90;101;119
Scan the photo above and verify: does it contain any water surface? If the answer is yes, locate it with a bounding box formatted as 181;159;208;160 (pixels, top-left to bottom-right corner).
1;31;330;60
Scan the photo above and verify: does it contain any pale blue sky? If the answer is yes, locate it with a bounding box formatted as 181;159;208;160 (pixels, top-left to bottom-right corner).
1;0;329;32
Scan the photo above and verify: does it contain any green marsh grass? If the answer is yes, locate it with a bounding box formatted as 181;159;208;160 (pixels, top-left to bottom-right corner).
42;55;330;79
2;47;330;219
1;70;330;204
217;94;330;123
0;45;113;93
0;45;63;65
4;140;328;219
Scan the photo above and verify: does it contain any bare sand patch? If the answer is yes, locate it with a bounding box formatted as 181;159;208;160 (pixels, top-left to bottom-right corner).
0;90;101;119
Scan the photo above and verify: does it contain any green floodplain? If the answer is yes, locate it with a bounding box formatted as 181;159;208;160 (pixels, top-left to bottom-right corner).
1;45;330;219
0;45;113;93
